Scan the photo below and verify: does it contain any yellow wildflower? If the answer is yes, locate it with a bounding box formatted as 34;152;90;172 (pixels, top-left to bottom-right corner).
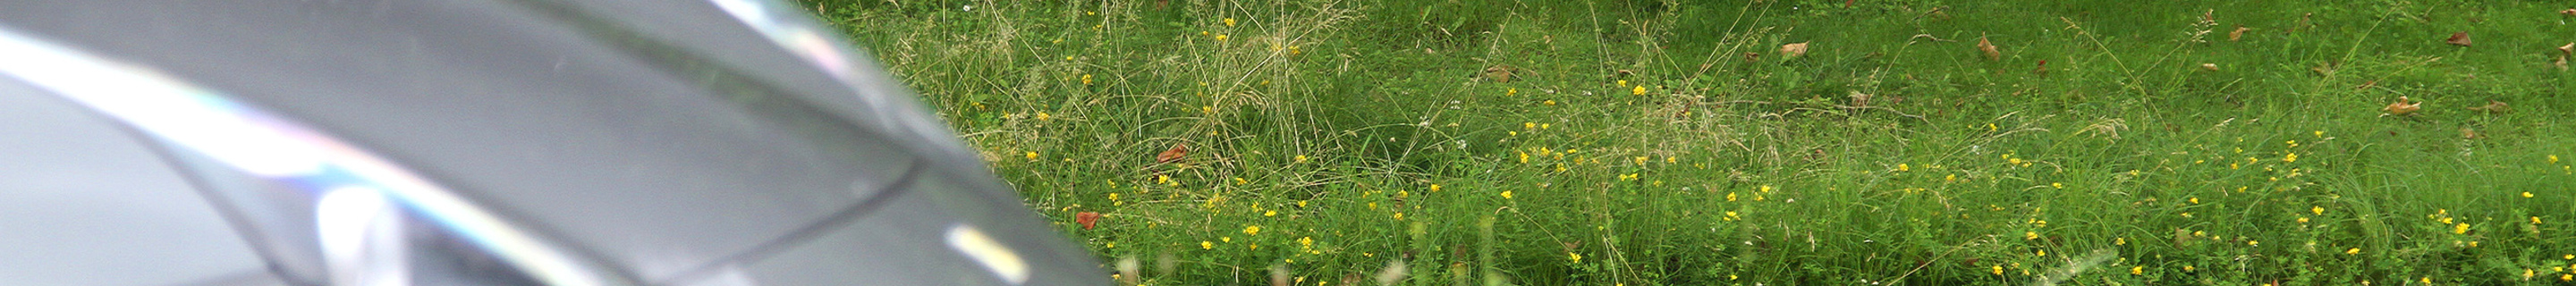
1392;212;1403;220
1222;237;1230;242
1568;252;1583;263
2346;248;2360;255
1430;184;1441;192
1297;200;1307;208
1634;156;1648;165
2190;198;2199;204
2025;231;2039;240
2182;265;2195;272
1294;155;1309;163
1524;122;1536;130
2454;223;2471;234
1506;88;1517;96
1244;225;1261;235
2534;216;2543;224
1036;112;1051;121
1500;190;1513;199
1264;210;1276;217
1992;265;2004;275
1224;18;1236;27
1616;80;1628;87
1202;240;1214;249
2284;153;2297;163
2052;182;2063;189
2115;237;2126;245
1725;192;1737;202
1897;164;1910;172
1025;151;1039;161
2313;206;2324;215
2130;266;2143;275
1215;34;1228;41
1631;85;1647;96
2297;216;2309;223
2315;130;2325;138
2526;192;2536;198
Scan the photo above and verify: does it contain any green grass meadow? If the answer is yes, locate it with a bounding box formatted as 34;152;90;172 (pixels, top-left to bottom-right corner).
803;0;2576;284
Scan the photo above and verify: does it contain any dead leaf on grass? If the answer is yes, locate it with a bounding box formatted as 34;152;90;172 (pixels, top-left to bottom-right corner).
2384;97;2421;116
1483;64;1516;83
1976;37;2001;61
2228;26;2250;41
1156;143;1189;164
1781;42;1809;58
2445;31;2471;46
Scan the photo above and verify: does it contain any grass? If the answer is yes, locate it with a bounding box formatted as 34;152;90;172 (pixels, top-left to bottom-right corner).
800;0;2576;284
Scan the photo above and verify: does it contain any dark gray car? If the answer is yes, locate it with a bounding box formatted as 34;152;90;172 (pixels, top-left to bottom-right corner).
0;0;1102;285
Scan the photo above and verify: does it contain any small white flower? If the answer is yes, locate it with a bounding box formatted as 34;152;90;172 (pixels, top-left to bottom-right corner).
962;5;973;12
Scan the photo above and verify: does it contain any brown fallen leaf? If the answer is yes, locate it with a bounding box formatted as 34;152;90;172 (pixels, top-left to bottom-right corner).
2033;59;2050;75
1742;52;1762;63
1483;64;1516;83
2466;100;2509;114
2199;63;2220;72
2445;31;2471;46
2356;80;2378;90
2384;97;2421;116
2229;26;2250;41
1156;143;1188;164
2460;127;2484;139
2559;42;2573;55
1976;37;2001;61
1075;212;1101;230
1781;42;1809;58
2563;8;2576;17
